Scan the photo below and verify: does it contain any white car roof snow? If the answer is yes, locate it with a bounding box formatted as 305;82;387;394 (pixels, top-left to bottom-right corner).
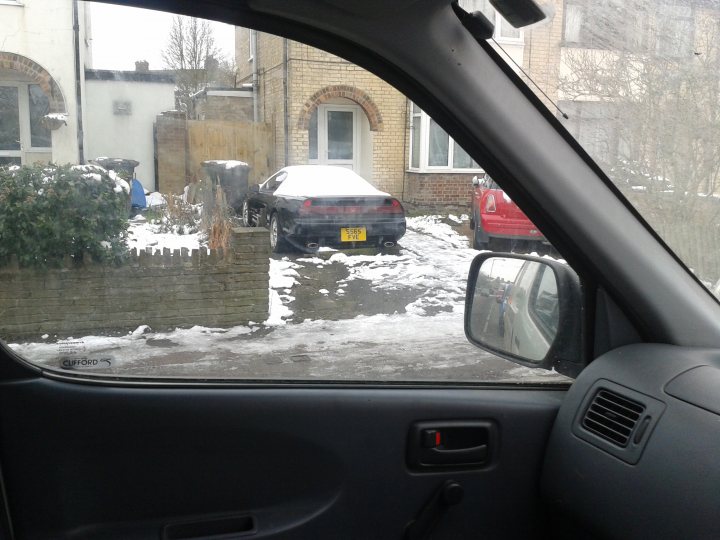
273;165;391;198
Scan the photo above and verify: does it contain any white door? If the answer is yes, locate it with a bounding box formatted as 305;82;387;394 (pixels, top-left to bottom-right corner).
310;104;360;170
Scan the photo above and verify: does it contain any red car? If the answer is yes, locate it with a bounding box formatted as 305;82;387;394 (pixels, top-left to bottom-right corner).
470;175;546;251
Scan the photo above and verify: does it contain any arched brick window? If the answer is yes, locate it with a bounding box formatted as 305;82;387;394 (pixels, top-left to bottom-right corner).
0;52;66;113
297;85;383;132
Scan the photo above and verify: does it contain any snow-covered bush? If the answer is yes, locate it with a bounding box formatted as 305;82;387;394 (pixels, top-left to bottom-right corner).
150;193;202;235
0;163;129;267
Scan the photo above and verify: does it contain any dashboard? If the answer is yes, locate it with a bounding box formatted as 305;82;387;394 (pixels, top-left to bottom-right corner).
542;344;720;539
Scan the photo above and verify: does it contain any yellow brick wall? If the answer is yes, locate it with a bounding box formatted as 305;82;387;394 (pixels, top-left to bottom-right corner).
234;14;570;200
236;33;408;195
288;42;407;196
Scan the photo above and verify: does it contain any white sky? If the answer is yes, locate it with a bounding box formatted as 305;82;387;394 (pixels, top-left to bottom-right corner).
87;2;236;71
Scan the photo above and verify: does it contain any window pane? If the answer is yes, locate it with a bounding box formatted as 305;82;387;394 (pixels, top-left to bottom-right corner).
411;113;420;168
0;87;20;151
309;108;318;160
656;4;693;57
564;5;583;43
428;118;449;166
28;85;51;148
452;140;478;168
496;0;720;299
0;156;21;166
327;110;353;160
499;19;520;40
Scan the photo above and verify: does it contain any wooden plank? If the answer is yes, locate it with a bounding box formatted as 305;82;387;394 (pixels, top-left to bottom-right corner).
187;120;274;185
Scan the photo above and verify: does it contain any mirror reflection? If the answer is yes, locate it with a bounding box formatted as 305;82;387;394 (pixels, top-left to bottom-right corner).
468;257;559;361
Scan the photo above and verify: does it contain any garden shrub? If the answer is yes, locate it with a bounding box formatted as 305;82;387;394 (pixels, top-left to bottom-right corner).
0;163;129;267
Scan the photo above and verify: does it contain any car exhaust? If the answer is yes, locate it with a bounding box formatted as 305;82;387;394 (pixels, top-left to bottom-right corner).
383;241;396;248
306;242;319;249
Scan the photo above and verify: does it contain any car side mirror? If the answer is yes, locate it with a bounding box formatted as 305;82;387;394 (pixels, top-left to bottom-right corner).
471;175;480;187
465;253;583;378
249;184;260;193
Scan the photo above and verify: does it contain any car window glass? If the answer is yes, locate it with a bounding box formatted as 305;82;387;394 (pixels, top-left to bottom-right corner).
0;2;567;384
479;0;720;299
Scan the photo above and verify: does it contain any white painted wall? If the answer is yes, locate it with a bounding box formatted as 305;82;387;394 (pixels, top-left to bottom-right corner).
0;0;91;164
84;78;175;190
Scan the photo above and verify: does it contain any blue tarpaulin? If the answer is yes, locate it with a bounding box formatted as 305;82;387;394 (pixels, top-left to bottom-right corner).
130;179;146;209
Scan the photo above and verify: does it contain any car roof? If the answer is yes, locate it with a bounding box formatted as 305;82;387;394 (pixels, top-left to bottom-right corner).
275;166;391;197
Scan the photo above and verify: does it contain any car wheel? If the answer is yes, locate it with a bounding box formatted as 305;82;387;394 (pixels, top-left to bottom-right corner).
269;213;287;254
242;200;252;227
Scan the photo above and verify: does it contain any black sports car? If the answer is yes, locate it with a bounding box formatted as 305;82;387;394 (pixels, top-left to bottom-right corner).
242;165;406;252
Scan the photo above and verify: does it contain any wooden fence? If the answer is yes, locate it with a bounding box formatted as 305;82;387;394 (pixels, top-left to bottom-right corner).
187;120;275;186
155;115;275;194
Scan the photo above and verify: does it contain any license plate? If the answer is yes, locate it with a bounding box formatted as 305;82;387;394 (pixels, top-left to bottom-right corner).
340;227;367;242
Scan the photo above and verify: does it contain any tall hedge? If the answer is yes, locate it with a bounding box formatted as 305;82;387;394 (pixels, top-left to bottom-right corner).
0;164;129;267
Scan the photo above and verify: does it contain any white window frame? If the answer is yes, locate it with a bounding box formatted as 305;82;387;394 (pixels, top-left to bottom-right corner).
408;105;484;174
0;82;52;165
458;0;524;45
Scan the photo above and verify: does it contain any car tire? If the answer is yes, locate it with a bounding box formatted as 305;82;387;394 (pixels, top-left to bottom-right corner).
242;200;252;227
269;213;288;254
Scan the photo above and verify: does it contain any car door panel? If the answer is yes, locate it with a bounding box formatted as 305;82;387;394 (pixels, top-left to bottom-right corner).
0;372;564;539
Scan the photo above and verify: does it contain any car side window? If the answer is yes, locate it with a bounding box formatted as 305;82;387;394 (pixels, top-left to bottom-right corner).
0;5;569;385
260;172;283;193
528;266;559;339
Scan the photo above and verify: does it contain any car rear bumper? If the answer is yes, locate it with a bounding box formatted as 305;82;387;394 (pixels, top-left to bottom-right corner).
481;216;545;241
286;216;407;246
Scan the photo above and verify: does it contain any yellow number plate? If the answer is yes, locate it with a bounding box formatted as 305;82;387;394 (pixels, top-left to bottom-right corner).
340;227;367;242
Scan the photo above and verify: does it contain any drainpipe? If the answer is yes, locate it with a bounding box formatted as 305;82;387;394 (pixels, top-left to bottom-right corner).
283;38;289;166
72;0;85;163
402;98;409;201
251;30;259;123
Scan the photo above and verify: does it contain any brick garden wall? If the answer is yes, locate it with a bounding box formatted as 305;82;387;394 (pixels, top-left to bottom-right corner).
195;95;254;122
404;172;475;207
0;228;270;340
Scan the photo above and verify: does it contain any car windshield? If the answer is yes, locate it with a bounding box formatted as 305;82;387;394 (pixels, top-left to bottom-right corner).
470;0;720;296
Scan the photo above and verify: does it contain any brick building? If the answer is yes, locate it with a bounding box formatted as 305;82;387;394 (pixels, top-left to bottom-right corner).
235;0;525;207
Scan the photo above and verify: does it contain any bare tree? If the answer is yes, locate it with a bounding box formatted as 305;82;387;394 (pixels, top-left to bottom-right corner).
552;3;720;280
162;16;222;112
556;5;720;201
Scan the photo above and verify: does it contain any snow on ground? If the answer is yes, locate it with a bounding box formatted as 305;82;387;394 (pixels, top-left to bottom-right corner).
127;217;205;254
8;214;567;382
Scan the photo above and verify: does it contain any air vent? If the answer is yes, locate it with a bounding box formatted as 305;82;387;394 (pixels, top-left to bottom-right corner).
582;389;646;447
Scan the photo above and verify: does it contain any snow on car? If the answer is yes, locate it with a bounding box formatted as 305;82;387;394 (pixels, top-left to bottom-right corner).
242;165;406;252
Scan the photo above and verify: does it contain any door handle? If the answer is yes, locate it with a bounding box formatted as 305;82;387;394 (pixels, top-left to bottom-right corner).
407;420;495;470
423;444;488;466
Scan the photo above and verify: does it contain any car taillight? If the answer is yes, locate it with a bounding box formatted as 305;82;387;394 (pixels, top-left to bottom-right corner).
485;194;496;213
299;198;314;214
385;198;403;214
299;198;403;215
